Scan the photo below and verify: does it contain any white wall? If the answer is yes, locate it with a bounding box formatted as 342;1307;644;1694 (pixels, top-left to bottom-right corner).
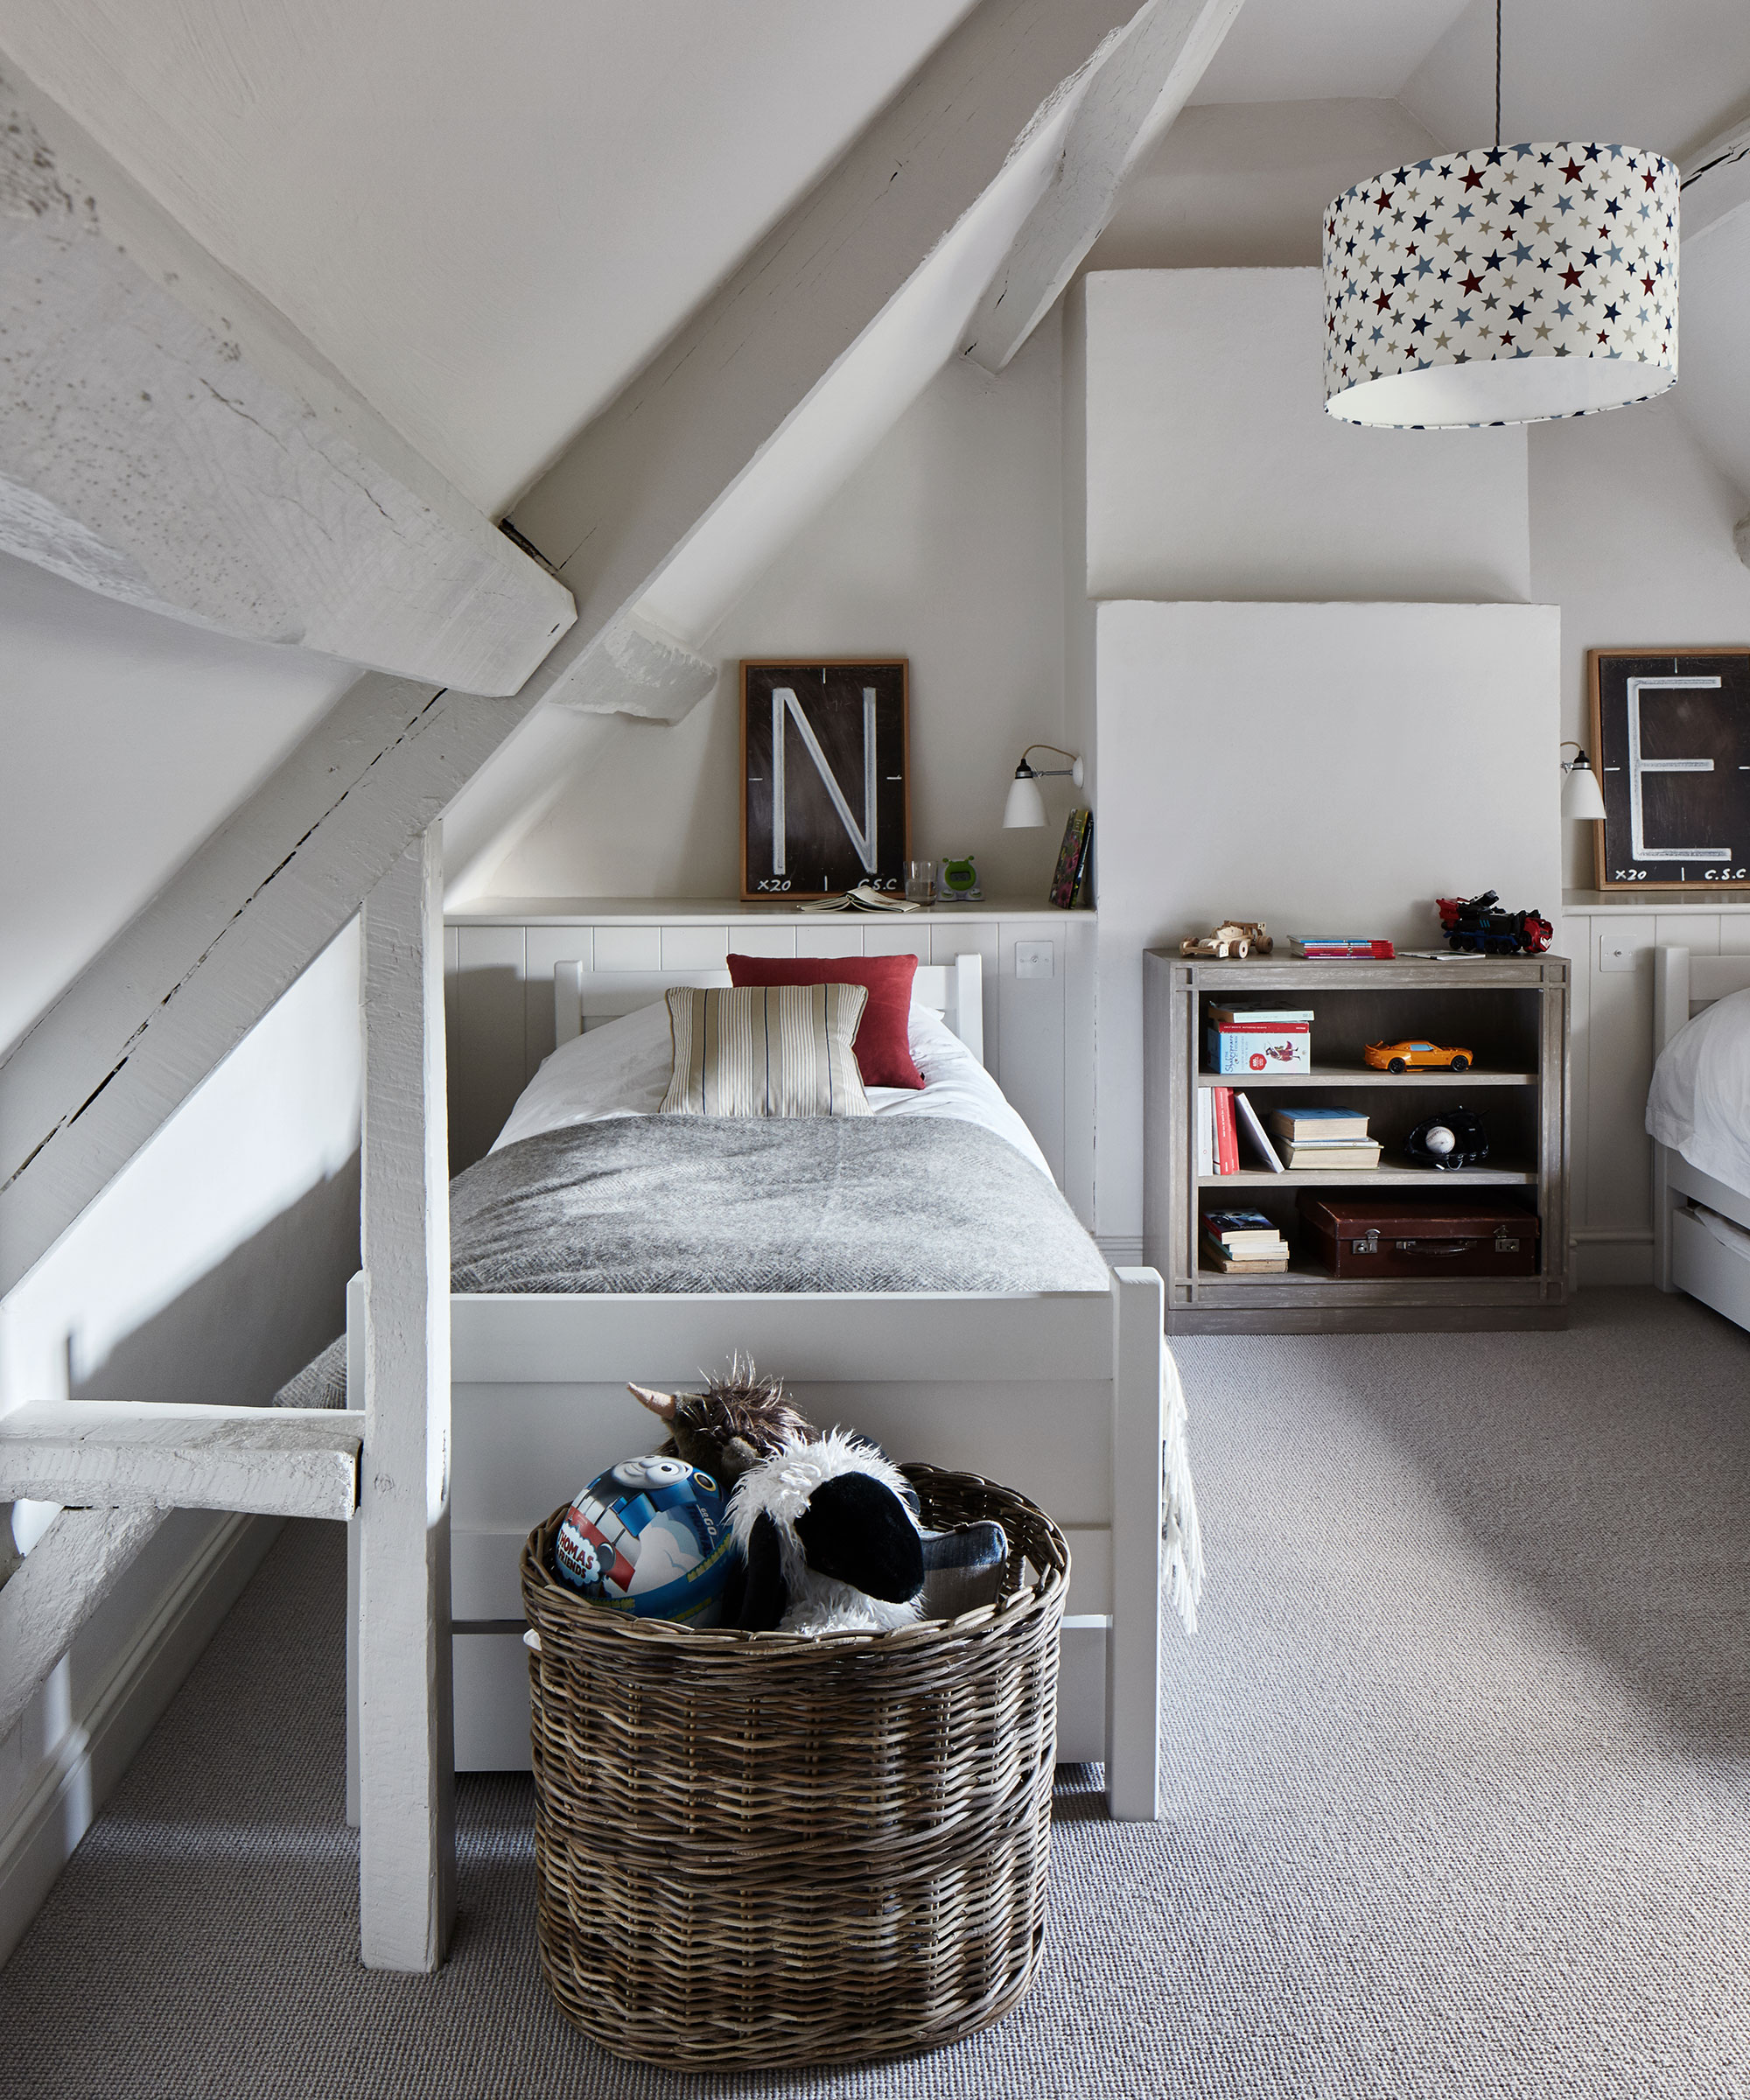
1095;599;1562;1244
0;550;355;1057
1084;270;1529;604
490;321;1075;906
1530;397;1750;892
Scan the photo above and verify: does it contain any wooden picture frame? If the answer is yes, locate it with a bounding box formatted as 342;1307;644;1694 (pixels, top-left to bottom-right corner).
1589;647;1750;891
740;660;910;901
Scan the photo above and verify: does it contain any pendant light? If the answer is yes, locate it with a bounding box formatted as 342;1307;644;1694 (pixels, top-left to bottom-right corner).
1322;3;1677;429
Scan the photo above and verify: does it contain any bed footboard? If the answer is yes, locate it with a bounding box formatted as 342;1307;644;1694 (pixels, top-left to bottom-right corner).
348;1277;1169;1821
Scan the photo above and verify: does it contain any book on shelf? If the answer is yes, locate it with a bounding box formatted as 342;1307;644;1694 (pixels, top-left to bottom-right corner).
1203;1247;1290;1273
1049;808;1094;910
1288;935;1395;959
800;884;920;914
1208;1004;1315;1026
1279;1140;1382;1170
1268;1104;1370;1142
1207;1021;1311;1073
1195;1087;1214;1177
1212;1085;1239;1174
1234;1090;1284;1172
1201;1208;1285;1254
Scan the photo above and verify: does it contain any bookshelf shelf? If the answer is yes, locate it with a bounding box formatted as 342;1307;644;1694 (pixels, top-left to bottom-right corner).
1192;1067;1536;1088
1146;953;1571;1335
1195;1165;1536;1188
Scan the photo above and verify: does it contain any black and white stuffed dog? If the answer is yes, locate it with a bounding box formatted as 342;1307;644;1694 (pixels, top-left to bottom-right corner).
728;1430;1007;1635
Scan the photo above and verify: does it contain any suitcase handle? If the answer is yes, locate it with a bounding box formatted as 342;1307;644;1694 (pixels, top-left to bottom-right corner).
1396;1237;1474;1256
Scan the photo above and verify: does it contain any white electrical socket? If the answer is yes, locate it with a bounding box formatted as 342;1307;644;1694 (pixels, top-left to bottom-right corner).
1015;940;1054;980
1598;932;1642;973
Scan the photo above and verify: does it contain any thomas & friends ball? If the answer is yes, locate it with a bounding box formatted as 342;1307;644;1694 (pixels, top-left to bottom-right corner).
554;1455;734;1626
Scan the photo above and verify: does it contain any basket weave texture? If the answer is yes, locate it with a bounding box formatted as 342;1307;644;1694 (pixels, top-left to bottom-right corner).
522;1463;1068;2071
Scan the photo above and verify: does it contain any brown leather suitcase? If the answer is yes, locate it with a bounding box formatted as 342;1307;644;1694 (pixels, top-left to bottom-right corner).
1297;1194;1540;1278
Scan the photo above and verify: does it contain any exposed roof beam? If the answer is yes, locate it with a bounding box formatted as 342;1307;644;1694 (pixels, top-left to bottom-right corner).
1683;116;1750;244
962;0;1244;373
0;673;529;1295
0;63;573;696
507;0;1158;713
0;1502;166;1741
0;1404;363;1522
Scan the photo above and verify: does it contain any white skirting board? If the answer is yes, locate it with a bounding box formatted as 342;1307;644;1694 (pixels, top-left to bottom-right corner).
0;1510;281;1969
454;1621;1111;1772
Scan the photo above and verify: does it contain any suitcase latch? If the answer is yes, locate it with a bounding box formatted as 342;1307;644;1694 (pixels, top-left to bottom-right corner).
1493;1228;1520;1254
1352;1229;1380;1255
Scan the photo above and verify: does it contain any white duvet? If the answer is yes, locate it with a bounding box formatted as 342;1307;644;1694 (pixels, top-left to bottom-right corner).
1645;985;1750;1197
490;998;1056;1180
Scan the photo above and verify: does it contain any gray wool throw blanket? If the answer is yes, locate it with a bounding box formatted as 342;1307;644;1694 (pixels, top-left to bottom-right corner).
275;1115;1110;1411
274;1114;1203;1633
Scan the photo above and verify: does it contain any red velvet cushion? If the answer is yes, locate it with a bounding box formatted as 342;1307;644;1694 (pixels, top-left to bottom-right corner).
725;954;924;1089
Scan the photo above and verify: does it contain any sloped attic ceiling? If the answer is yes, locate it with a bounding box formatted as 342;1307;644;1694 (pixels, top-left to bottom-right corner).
0;0;981;517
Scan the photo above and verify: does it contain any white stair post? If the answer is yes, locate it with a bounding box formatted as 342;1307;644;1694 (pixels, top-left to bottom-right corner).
357;825;455;1970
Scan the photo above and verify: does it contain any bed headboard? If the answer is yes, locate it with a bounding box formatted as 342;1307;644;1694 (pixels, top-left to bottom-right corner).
1654;946;1750;1055
552;952;986;1068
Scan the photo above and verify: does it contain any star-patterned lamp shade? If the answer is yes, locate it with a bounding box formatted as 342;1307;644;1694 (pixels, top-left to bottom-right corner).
1323;143;1678;428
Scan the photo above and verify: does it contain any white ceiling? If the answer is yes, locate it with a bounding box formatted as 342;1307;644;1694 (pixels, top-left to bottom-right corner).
1191;0;1469;106
0;0;976;517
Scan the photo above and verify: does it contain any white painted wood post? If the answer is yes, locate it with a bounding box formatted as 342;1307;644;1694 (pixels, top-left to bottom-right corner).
357;827;455;1970
1651;947;1690;1293
1107;1269;1164;1820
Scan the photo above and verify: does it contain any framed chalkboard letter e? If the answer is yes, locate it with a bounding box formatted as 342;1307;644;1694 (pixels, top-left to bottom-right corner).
1589;648;1750;892
741;661;910;901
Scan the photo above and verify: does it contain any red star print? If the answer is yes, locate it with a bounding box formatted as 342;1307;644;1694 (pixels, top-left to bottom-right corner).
1561;264;1583;288
1461;167;1485;192
1498;332;1515;347
1596;327;1609;344
1462;271;1484;294
1561;158;1584;181
1374;188;1393;210
1374;290;1393;312
1642;273;1655;293
1642;168;1658;191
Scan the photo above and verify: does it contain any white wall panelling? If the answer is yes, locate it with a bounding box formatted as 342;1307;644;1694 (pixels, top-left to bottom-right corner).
1560;897;1750;1285
443;905;1092;1206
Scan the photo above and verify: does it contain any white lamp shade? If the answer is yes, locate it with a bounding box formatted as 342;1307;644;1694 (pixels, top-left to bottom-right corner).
1004;774;1047;828
1562;757;1607;821
1323;144;1677;429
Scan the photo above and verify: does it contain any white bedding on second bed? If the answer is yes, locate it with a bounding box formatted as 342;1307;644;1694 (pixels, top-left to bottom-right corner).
491;998;1057;1180
1646;985;1750;1197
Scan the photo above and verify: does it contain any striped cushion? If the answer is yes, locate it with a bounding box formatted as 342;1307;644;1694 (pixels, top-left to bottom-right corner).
660;984;872;1118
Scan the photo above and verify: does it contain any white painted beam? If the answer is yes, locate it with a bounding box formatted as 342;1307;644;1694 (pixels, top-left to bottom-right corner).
0;63;573;694
508;0;1156;706
962;0;1244;373
1684;117;1750;244
0;674;533;1296
1106;1270;1164;1822
357;828;455;1972
0;1503;166;1742
0;1405;362;1522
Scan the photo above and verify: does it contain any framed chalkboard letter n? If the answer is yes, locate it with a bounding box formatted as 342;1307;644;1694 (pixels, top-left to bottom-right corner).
741;661;910;901
1589;648;1750;892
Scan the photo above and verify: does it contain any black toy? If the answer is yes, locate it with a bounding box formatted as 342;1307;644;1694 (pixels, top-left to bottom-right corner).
1436;891;1553;956
1404;1106;1489;1171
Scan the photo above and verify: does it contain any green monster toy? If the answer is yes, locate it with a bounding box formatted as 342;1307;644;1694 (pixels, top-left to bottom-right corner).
938;855;982;901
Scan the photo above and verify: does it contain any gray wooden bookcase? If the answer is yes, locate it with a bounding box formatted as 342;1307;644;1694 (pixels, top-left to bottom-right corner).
1144;952;1571;1334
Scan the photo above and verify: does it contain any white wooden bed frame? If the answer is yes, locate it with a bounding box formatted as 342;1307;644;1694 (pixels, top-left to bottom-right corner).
1652;946;1750;1330
345;951;1171;1825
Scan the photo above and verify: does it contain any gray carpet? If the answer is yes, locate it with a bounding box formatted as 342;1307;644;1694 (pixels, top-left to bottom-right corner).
4;1289;1750;2098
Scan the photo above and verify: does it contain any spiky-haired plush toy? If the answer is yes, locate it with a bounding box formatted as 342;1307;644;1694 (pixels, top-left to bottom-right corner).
629;1359;815;1488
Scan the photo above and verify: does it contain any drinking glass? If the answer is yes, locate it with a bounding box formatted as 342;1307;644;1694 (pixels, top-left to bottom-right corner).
906;859;936;905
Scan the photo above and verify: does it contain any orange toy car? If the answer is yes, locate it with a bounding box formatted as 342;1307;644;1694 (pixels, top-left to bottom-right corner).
1364;1039;1472;1074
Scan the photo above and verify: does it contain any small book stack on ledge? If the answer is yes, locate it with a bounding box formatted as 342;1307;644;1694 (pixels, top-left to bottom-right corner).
1201;1209;1290;1272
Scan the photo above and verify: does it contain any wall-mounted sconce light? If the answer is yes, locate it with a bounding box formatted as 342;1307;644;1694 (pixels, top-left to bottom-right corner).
1561;741;1606;821
1004;744;1084;829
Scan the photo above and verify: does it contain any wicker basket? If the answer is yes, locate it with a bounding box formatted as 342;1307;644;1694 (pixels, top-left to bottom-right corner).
521;1463;1068;2071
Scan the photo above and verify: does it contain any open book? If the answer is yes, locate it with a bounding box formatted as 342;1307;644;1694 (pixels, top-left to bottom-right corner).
799;884;921;914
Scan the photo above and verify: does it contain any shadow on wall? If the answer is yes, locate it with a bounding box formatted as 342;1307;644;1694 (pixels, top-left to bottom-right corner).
70;1158;360;1409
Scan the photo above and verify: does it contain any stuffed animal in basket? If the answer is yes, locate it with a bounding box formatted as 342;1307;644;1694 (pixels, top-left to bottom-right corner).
727;1431;1010;1636
630;1360;815;1488
554;1455;736;1626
